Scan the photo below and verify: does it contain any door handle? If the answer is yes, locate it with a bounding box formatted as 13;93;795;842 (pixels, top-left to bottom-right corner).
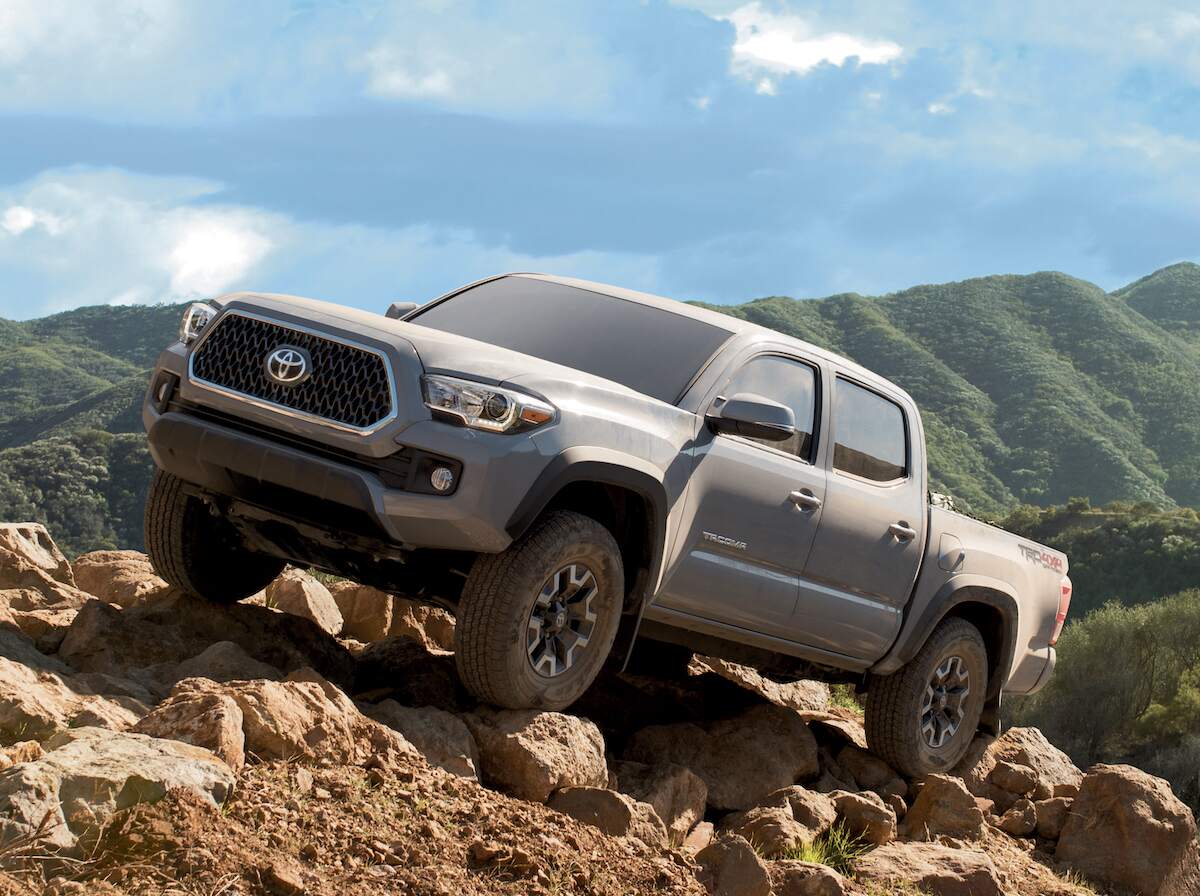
889;522;917;541
789;490;823;512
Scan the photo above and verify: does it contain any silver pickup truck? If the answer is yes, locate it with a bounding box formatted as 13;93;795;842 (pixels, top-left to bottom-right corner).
141;273;1072;776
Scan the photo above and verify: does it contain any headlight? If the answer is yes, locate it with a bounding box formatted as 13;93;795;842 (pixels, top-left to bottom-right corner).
179;302;216;345
422;375;556;433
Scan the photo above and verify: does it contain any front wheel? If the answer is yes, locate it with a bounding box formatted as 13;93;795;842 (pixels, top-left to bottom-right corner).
144;470;285;604
864;617;988;777
454;510;624;710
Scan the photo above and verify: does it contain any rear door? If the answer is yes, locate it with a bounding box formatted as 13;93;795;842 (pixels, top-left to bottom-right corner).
798;375;923;660
654;351;827;641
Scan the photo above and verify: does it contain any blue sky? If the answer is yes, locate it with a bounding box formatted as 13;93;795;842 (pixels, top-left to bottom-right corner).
1;0;1199;319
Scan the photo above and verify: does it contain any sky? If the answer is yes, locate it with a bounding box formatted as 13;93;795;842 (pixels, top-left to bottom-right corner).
1;0;1199;320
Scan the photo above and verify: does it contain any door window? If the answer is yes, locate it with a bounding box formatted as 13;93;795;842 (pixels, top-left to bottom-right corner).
832;379;907;483
720;355;818;459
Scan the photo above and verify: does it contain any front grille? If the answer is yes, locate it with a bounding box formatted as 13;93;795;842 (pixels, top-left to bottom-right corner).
190;313;393;430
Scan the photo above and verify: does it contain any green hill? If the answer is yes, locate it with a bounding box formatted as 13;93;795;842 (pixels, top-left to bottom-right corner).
1;263;1199;553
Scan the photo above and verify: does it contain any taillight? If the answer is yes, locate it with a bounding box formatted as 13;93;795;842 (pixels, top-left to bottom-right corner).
1050;576;1071;646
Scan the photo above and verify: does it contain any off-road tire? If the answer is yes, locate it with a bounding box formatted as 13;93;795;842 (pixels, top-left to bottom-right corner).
454;510;624;710
864;617;989;777
144;469;285;604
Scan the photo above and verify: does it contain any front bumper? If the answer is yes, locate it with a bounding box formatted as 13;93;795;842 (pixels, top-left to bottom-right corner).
144;391;552;557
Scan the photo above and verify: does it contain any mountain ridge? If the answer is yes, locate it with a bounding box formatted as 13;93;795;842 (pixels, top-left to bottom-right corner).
3;262;1200;552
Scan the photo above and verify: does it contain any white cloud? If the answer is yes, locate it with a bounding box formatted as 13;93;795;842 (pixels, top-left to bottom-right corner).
720;2;901;84
0;167;664;319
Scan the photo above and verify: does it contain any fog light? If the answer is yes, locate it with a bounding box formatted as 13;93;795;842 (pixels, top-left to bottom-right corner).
430;466;456;493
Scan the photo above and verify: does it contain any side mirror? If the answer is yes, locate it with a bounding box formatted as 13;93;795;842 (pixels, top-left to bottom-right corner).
706;392;795;442
386;301;419;320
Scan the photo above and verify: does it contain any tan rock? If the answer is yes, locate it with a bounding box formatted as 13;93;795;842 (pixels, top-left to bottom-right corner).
683;820;715;853
0;632;147;743
954;727;1081;804
0;726;233;854
721;806;813;857
266;568;342;636
71;550;169;607
886;792;907;821
828;789;896;845
855;842;1003;896
367;699;479;779
695;834;771;896
1034;796;1071;840
0;588;81;652
389;595;455;651
464;708;607;802
996;797;1037;837
165;672;416;769
989;759;1038;796
835;745;906;798
625;705;819;810
1056;763;1197;896
58;591;354;687
610;759;707;845
169;641;282;686
134;689;246;771
548;786;667;845
0;523;90;610
329;580;393;641
693;656;829;711
0;523;75;587
769;860;848;896
901;774;985;841
0;741;43;770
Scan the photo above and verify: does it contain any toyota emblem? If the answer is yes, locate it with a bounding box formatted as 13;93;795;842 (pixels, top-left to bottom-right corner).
264;346;311;386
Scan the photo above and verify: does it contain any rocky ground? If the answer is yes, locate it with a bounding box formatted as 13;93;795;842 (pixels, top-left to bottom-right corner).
0;522;1197;896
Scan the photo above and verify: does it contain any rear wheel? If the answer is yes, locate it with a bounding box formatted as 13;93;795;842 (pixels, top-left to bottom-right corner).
864;617;988;777
144;470;285;604
454;510;624;710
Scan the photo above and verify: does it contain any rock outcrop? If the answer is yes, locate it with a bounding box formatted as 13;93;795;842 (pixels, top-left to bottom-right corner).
70;550;169;607
1056;763;1198;896
0;727;233;854
464;708;608;802
625;705;819;810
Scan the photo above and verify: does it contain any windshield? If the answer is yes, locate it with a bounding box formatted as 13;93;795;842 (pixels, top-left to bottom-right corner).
409;277;733;404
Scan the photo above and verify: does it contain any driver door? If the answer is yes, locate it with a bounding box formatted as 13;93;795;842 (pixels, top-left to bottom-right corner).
654;352;827;641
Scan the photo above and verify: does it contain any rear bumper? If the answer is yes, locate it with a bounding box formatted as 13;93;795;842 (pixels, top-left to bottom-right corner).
145;407;520;554
1023;646;1057;695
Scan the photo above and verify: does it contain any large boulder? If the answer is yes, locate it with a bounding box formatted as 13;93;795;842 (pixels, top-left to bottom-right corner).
855;842;1004;896
0;727;234;854
70;550;169;607
610;759;707;845
166;641;283;687
547;786;667;845
901;774;985;841
209;671;417;768
0;587;83;652
624;705;819;810
720;806;815;857
769;861;847;896
133;689;246;771
329;581;454;649
828;790;896;845
954;728;1082;806
366;699;479;779
0;524;89;607
692;656;829;711
1056;764;1197;896
58;591;354;687
0;631;147;743
266;568;343;636
464;708;607;803
695;834;771;896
